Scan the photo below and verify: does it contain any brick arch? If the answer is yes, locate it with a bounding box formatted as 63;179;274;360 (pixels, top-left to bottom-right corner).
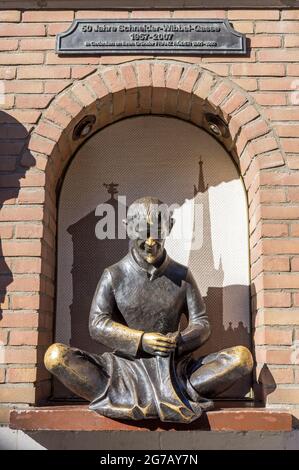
24;59;287;404
29;59;286;191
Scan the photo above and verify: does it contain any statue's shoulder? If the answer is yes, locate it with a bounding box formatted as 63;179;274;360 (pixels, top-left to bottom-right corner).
165;256;190;284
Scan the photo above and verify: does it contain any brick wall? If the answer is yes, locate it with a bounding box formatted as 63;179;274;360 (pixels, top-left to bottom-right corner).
0;7;299;425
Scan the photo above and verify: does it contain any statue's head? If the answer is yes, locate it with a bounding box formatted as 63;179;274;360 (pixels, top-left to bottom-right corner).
124;197;174;264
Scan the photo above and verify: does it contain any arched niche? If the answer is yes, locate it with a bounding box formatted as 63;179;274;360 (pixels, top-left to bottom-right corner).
55;115;251;398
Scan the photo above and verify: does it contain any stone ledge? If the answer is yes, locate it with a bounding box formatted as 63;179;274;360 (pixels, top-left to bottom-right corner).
9;405;292;432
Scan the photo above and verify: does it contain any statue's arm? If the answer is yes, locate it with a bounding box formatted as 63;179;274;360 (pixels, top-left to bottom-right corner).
89;269;144;357
177;270;211;356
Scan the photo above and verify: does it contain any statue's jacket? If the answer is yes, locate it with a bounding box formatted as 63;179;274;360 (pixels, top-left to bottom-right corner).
87;249;213;423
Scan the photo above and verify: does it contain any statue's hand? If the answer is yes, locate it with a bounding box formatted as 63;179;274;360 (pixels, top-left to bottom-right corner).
141;332;177;357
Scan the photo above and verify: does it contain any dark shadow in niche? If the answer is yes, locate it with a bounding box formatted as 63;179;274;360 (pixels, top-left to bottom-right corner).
180;285;252;399
67;189;129;354
0;112;36;319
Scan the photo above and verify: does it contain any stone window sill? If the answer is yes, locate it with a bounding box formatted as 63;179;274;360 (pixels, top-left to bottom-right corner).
9;403;292;432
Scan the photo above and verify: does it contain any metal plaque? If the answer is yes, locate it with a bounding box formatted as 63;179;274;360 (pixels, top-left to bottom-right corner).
56;19;247;56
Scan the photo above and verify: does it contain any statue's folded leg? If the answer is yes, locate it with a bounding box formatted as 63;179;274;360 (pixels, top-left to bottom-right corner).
189;346;253;398
44;343;108;401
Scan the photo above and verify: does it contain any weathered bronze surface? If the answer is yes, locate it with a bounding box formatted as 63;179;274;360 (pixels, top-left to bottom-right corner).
45;197;253;424
56;19;247;56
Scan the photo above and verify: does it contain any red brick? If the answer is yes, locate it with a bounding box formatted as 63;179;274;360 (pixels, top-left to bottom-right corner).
9;331;38;346
269;368;294;384
291;257;299;271
0;24;45;37
0;330;8;346
20;38;56;51
5;276;40;293
0;207;43;222
0;406;11;424
263;292;292;308
12;258;41;274
228;10;279;20
47;22;72;36
263;239;299;255
260;189;286;204
264;274;299;289
287;64;299;79
266;107;299;121
16;94;54;110
0;385;35;403
15;224;43;239
0;39;18;51
0;225;14;238
135;61;152;88
208;81;233;108
291;224;299;237
0;67;16;79
0;369;5;383
200;64;228;77
261;223;288;238
268;388;299;404
71;83;95;108
221;91;247;117
257;348;293;365
260;172;299;187
263;256;290;272
281;138;299;154
229;105;260;138
260;309;299;326
44;80;71;94
0;312;38;328
2;240;41;257
178;67;201;95
231;63;285;77
254;93;286;106
5;81;43;94
282;11;299;19
0;52;44;65
23;11;74;22
250;35;282;48
285;35;299;47
18;189;45;205
258;49;299;62
256;22;299;34
6;368;36;383
276;124;299;138
10;295;40;310
131;10;170;18
255;327;293;346
75;10;129;19
0;11;21;22
288;188;299;203
230;21;253;34
6;109;41;124
173;10;226;18
232;78;258;91
261;206;299;221
17;66;70;79
71;65;96;79
260;78;299;91
2;347;37;364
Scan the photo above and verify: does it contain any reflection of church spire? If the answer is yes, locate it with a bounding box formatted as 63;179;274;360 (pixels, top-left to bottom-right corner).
194;157;208;196
103;182;119;199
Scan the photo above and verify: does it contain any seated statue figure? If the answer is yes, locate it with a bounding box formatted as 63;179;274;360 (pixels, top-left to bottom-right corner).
45;196;253;423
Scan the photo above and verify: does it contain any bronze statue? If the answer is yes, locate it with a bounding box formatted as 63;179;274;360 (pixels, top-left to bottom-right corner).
45;197;253;423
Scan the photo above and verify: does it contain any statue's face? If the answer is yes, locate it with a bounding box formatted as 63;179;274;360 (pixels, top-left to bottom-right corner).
126;199;173;264
134;226;165;264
